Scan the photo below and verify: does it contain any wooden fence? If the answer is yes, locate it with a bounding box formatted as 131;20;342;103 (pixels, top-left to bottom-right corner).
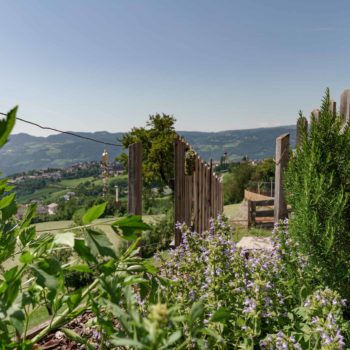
248;199;275;229
128;142;142;215
174;137;224;245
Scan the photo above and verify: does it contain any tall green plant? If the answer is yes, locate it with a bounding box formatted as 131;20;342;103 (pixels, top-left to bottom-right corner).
285;88;350;299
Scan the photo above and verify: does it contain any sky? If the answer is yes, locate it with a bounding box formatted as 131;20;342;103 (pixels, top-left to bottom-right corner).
1;0;350;136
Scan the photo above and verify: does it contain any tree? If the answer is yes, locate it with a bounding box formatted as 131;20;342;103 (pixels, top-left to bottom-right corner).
117;114;176;190
285;88;350;300
223;163;255;204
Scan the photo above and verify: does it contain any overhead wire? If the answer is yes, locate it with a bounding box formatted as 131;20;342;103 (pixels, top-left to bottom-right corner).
0;112;123;148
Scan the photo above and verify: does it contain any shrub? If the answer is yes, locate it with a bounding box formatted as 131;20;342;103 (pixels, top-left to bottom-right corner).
285;89;350;301
157;217;350;348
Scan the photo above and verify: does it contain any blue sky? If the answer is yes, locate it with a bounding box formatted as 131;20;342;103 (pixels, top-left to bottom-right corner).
1;0;350;136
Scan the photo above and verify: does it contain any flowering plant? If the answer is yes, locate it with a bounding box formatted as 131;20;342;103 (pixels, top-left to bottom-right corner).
157;216;349;349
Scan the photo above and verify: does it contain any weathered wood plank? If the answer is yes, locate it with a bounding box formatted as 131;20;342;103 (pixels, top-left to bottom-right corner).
255;210;274;218
251;199;275;206
274;133;289;223
128;142;142;215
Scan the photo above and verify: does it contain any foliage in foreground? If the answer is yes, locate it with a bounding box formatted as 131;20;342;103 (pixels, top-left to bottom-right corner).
157;217;350;349
285;89;350;301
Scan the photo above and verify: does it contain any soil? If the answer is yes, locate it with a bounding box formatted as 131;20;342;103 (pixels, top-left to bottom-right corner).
36;310;100;350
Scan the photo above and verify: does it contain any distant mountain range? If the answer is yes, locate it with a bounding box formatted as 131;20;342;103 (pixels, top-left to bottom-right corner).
0;126;296;176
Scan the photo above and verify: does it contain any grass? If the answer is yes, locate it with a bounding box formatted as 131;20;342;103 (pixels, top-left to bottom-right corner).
60;176;94;187
232;227;271;243
223;203;241;218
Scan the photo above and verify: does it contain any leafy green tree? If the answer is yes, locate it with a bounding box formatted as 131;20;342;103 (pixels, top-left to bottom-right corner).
285;88;350;300
252;158;275;182
117;114;176;190
223;163;255;204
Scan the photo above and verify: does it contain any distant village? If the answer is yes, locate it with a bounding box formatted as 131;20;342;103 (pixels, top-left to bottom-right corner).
9;160;125;219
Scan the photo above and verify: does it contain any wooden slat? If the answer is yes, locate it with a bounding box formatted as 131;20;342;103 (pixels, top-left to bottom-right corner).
252;199;275;206
174;138;185;246
255;210;274;218
128;142;142;215
274;133;289;223
194;157;200;232
201;161;205;232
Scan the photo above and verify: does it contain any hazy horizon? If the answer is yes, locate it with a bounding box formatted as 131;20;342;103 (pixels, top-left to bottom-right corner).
10;122;297;138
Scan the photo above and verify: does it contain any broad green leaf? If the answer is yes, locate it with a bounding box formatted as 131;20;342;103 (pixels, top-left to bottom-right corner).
82;202;107;225
0;193;15;210
210;307;231;322
20;204;37;229
54;232;75;247
74;239;97;263
1;196;17;221
67;291;82;311
31;266;58;290
85;229;116;258
112;215;151;240
9;311;25;333
4;266;18;282
0;106;17;147
19;251;33;264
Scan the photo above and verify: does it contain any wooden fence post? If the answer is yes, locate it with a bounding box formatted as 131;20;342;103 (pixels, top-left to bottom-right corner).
128;142;143;215
274;133;289;223
174;138;185;246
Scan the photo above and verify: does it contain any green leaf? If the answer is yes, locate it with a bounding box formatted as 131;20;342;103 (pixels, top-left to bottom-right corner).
190;302;204;321
68;264;92;273
0;106;17;147
20;204;37;229
122;237;141;258
67;291;82;311
8;309;24;334
31;266;58;290
210;308;231;322
1;197;17;221
54;232;75;247
100;259;115;275
0;193;15;210
4;266;18;282
20;251;33;264
160;330;182;349
82;203;107;225
143;259;158;274
74;239;97;263
19;227;36;246
85;229;116;258
62;328;96;350
123;276;148;286
110;338;142;347
126;265;145;272
112;215;151;240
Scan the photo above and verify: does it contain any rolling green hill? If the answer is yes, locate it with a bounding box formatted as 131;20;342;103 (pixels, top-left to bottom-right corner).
0;126;296;176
